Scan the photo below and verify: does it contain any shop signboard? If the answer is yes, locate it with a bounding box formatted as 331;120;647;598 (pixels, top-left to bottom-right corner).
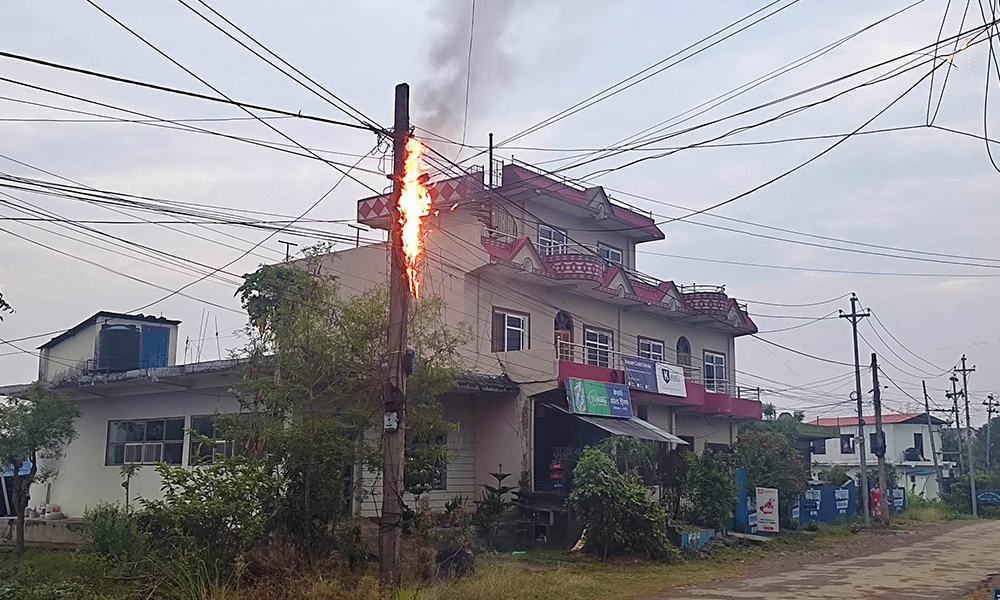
621;356;687;397
565;378;633;418
756;487;779;533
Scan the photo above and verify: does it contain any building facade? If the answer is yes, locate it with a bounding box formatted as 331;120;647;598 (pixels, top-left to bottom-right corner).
808;413;954;499
0;162;763;518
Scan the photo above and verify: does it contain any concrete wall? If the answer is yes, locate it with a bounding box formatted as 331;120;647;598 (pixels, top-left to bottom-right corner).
32;386;239;517
361;396;477;516
39;323;97;383
816;422;945;464
674;412;736;454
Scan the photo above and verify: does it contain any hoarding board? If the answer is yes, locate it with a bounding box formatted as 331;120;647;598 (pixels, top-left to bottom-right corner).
565;378;633;418
621;356;687;397
756;487;779;533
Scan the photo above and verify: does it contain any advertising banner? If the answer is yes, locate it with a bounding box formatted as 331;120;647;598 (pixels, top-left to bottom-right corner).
655;362;687;397
565;377;633;418
756;487;779;533
621;356;687;398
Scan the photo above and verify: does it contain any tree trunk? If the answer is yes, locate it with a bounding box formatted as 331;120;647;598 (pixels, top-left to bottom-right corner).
10;466;27;555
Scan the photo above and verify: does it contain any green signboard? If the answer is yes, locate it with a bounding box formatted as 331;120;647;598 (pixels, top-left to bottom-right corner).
565;377;633;418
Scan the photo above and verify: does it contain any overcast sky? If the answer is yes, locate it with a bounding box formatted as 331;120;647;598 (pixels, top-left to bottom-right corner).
1;0;998;424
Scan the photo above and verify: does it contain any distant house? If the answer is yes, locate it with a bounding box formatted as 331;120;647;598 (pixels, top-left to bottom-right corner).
808;413;955;499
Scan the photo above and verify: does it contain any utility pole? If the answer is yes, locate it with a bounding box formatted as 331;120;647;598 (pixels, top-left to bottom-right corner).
870;354;889;527
956;355;978;517
947;375;965;474
278;240;297;262
923;381;944;494
984;394;997;470
380;82;410;588
840;293;871;525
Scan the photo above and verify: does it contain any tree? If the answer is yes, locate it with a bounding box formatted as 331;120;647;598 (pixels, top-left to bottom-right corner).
0;287;11;320
687;450;736;530
225;250;469;562
733;430;807;525
0;384;77;553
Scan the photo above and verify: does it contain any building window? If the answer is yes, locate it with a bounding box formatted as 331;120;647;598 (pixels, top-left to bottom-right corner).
678;435;695;449
706;442;729;453
636;404;649;421
811;439;827;455
190;415;236;465
598;243;623;266
914;433;924;458
676;337;692;371
538;224;567;256
554;310;574;361
704;351;726;392
492;309;528;352
106;418;184;465
638;337;664;362
584;327;613;368
840;434;855;454
406;431;448;491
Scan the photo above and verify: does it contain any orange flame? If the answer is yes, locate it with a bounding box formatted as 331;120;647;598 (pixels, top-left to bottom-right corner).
399;137;431;296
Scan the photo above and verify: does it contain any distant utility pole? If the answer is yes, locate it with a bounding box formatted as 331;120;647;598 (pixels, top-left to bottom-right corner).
380;82;410;588
984;394;997;470
956;355;978;518
871;354;889;527
278;240;298;262
947;375;965;474
840;293;871;526
923;381;944;493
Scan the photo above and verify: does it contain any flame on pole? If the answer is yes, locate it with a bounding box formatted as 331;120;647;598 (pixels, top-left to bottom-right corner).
397;137;431;296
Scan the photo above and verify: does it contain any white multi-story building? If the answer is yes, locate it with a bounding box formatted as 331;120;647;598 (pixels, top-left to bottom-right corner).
1;162;764;522
809;413;954;499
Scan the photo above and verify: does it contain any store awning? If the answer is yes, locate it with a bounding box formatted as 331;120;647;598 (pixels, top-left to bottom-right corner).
544;403;688;445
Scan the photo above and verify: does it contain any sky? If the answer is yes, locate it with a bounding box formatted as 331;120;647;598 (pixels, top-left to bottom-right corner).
1;0;999;424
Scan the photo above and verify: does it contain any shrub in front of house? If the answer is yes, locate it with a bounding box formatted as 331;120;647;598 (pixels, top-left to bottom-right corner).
570;446;678;561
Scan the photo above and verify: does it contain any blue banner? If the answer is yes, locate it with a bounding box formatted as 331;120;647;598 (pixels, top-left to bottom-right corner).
605;383;633;417
621;355;656;392
978;490;1000;506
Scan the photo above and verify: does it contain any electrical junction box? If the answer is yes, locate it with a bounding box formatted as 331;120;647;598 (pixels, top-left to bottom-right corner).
384;412;399;431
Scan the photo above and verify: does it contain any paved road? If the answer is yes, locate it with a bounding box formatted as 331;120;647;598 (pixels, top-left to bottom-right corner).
665;520;1000;599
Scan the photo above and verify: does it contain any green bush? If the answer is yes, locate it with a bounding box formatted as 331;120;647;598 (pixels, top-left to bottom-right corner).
83;502;150;568
686;450;736;530
138;456;283;565
733;430;807;526
570;447;678;561
0;562;81;600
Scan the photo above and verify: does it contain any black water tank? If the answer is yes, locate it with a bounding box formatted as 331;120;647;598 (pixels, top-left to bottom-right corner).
98;324;141;372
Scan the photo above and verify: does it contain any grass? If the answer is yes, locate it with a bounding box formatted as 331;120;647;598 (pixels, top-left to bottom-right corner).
0;511;957;600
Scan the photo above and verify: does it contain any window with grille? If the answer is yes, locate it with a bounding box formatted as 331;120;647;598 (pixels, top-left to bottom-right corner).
492;309;529;352
840;434;855;454
538;224;567;256
598;243;623;266
107;418;184;465
638;337;664;362
585;328;613;368
704;351;726;392
190;415;237;465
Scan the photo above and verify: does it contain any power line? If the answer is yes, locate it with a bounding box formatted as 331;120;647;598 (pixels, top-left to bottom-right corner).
175;0;382;130
0;50;386;134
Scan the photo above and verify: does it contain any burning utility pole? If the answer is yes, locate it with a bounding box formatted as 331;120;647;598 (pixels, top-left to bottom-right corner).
380;83;432;588
380;82;410;588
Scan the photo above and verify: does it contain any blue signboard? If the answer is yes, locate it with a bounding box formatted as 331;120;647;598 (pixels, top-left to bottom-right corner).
621;355;656;392
795;481;856;525
978;490;1000;506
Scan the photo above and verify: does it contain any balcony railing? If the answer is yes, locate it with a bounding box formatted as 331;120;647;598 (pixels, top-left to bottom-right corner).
556;340;744;396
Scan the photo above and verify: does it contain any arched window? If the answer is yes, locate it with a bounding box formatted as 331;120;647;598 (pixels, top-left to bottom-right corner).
676;337;692;372
555;310;574;361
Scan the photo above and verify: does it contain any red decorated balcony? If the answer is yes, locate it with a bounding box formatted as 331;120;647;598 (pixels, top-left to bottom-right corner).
555;341;761;419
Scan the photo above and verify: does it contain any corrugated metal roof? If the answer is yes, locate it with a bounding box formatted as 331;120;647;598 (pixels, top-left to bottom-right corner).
38;311;180;349
544;402;687;445
455;372;519;394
